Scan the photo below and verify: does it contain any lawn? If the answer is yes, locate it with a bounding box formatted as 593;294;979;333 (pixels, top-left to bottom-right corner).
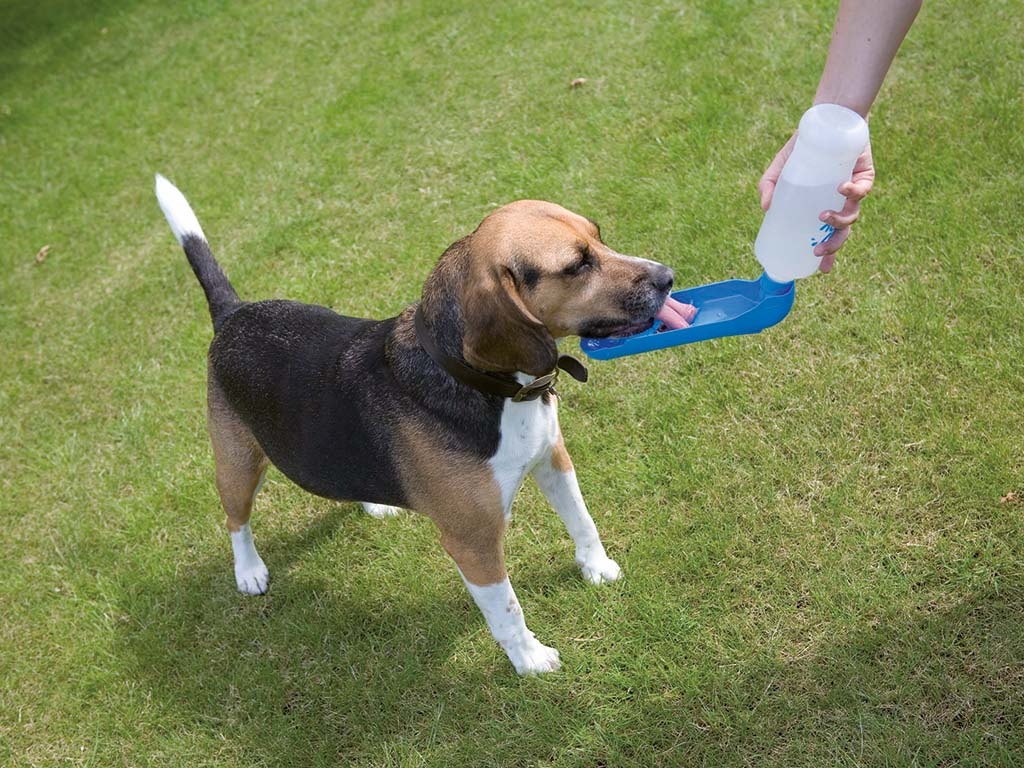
1;0;1022;765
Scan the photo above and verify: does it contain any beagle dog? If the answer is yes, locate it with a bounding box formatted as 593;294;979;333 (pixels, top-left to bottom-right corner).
155;174;674;675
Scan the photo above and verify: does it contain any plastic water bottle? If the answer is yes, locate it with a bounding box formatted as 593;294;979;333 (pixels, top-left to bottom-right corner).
755;104;870;283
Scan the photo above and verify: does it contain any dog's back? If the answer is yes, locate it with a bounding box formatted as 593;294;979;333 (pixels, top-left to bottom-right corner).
209;299;408;506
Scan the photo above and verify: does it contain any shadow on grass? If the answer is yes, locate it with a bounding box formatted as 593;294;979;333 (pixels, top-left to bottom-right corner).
0;0;146;76
627;588;1024;765
113;499;1024;766
113;501;592;764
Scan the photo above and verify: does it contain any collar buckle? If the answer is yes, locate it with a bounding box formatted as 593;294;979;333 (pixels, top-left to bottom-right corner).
511;369;558;402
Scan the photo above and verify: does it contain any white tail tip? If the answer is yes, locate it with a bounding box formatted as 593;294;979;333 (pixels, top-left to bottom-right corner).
154;173;206;245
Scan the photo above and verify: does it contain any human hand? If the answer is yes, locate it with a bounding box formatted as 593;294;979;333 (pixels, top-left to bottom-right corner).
757;133;875;273
655;296;696;330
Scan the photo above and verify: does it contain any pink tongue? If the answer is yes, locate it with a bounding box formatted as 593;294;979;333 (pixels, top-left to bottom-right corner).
656;302;692;330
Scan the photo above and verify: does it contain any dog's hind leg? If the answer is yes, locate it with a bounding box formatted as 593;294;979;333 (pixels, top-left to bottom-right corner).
208;378;270;595
530;434;621;585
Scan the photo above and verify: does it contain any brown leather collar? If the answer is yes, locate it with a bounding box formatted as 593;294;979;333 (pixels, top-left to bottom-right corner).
414;306;588;402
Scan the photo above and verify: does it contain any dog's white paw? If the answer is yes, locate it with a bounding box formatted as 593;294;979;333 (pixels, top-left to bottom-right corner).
362;502;403;519
578;553;622;585
507;637;561;676
235;559;270;595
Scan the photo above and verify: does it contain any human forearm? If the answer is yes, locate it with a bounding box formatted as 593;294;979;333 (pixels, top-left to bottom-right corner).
813;0;922;116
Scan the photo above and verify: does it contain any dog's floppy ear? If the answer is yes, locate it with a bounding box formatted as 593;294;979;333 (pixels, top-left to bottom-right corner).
462;266;558;376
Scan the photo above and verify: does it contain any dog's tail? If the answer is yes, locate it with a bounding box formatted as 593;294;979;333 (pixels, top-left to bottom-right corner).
154;173;242;331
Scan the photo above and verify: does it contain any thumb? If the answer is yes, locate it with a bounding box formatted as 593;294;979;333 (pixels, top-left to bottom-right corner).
757;177;775;211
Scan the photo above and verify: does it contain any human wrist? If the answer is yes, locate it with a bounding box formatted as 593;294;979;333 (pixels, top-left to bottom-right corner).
812;87;872;118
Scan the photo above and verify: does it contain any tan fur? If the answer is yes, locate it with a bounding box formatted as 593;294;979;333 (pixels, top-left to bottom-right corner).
550;433;574;473
461;267;558;376
465;201;658;341
395;421;508;585
418;201;662;379
208;375;268;533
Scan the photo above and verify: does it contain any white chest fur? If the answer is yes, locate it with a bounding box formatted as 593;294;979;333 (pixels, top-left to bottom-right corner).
488;392;559;517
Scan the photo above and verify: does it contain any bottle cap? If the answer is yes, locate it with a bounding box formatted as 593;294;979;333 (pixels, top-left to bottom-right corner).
797;104;869;161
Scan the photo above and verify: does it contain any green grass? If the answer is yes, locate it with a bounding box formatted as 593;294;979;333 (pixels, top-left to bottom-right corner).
2;0;1023;765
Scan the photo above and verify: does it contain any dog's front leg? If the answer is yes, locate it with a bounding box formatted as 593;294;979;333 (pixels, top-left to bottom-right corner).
531;437;622;585
438;517;561;675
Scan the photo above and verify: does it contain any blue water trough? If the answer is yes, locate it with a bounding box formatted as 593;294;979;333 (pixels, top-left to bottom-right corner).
580;272;796;360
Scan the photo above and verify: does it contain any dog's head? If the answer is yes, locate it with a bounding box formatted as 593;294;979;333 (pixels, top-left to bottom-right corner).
440;200;673;375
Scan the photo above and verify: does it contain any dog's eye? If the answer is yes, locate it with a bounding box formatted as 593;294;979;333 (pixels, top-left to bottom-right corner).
563;250;594;277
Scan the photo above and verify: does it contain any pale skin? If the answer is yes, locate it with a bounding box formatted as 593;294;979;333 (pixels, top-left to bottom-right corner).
658;0;922;330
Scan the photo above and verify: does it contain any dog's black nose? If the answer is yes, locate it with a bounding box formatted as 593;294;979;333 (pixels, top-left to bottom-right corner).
650;264;674;293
